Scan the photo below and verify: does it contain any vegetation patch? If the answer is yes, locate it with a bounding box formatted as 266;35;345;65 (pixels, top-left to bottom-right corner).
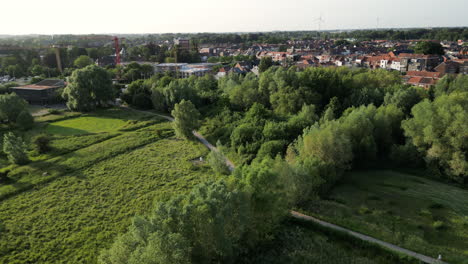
46;116;127;135
300;170;468;263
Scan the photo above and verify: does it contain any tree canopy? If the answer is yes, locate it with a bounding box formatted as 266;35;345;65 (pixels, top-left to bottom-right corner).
62;65;114;111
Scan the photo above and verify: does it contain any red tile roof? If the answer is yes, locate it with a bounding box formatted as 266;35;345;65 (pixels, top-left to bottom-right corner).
406;71;442;79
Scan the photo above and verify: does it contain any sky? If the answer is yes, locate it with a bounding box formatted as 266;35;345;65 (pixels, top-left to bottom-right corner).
1;0;467;35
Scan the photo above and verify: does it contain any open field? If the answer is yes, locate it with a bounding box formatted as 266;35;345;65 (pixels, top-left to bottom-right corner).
0;108;215;263
46;116;127;135
300;170;468;264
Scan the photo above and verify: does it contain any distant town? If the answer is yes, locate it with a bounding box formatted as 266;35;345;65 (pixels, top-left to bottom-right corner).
0;29;467;105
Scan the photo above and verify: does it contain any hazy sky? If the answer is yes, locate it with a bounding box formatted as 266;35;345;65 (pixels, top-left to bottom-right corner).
1;0;467;35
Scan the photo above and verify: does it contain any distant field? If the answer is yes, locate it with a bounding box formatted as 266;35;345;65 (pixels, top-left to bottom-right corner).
46;116;127;135
0;108;215;263
300;170;468;264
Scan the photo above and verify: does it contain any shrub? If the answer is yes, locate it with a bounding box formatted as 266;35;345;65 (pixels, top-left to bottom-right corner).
358;205;372;214
48;109;61;115
207;143;231;175
16;110;34;130
432;220;445;230
33;134;51;154
429;203;444;209
3;132;29;165
0;170;9;183
132;93;153;109
419;209;432;217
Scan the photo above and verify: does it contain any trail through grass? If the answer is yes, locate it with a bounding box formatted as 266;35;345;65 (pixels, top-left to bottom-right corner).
300;170;468;264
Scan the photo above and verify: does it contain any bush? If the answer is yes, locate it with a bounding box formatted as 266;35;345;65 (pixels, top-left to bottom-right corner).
432;220;445;230
358;206;372;214
16;110;34;130
429;203;444;209
3;132;29;165
207;142;231;175
132;93;153;109
33;134;51;154
48;109;61;115
0;170;9;183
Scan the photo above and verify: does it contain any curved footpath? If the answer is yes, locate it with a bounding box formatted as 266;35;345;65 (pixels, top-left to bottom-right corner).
290;211;447;264
125;106;448;264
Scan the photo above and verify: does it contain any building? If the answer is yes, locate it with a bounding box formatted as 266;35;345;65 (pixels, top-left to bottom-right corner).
174;38;190;51
398;53;440;72
154;63;219;78
11;79;65;104
435;61;460;75
179;68;211;78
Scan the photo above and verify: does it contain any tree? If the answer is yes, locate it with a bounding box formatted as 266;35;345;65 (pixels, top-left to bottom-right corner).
0;93;28;123
414;41;444;55
171;100;200;139
384;86;424;115
16;110;34;130
207;141;231;175
33;134;51;154
3;132;29;165
100;180;250;264
73;55;94;68
258;57;273;73
402;92;468;183
132;93;153;110
62;65;114;111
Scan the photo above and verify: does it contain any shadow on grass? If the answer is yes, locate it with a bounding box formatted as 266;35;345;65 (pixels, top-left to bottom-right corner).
46;124;90;136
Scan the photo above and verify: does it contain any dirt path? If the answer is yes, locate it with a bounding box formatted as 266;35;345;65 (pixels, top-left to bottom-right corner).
291;211;447;264
124;106;445;264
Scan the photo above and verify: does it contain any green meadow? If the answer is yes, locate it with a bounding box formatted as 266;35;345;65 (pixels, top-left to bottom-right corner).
300;170;468;264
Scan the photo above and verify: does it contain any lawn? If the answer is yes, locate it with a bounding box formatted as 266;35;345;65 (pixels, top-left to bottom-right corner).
300;170;468;264
46;116;127;135
0;108;216;263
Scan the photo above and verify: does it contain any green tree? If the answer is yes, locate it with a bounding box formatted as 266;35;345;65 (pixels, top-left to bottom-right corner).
258;57;273;73
0;93;28;123
207;141;231;175
100;180;250;264
414;41;444;55
62;65;114;111
73;55;94;68
171;100;200;139
3;132;29;165
16;110;34;130
33;134;51;154
402;92;468;183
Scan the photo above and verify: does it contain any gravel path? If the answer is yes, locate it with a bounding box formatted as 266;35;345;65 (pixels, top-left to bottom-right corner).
291;211;448;264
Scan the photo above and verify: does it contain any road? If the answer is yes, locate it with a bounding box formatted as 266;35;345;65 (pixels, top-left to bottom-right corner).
125;106;447;264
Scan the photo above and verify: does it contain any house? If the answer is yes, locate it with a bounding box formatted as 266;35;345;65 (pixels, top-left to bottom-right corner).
398;53;440;72
174;38;190;51
435;61;460;75
406;76;436;89
11;79;65;104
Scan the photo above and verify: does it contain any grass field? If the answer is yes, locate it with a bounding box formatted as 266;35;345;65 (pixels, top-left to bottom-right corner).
0;108;216;263
300;170;468;264
46;116;127;135
240;218;411;264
